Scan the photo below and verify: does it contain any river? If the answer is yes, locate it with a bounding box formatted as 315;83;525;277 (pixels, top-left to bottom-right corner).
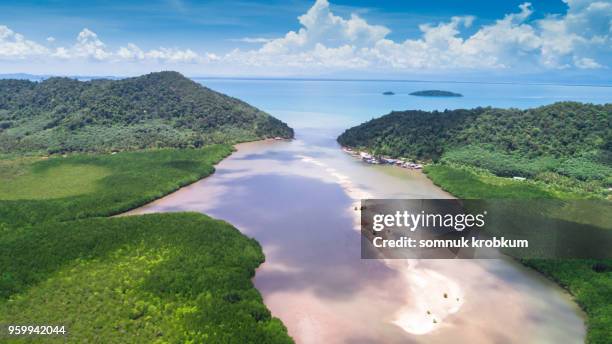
126;125;586;343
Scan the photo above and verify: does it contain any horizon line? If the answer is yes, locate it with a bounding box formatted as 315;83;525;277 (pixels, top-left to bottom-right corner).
1;72;611;88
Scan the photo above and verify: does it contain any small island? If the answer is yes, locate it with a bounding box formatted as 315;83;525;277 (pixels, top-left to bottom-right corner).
383;91;395;95
410;90;462;97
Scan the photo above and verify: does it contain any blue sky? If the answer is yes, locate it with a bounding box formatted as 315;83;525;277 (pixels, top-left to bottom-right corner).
0;0;610;82
0;0;568;50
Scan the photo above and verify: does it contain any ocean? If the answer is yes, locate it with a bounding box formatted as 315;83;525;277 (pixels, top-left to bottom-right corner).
195;78;611;130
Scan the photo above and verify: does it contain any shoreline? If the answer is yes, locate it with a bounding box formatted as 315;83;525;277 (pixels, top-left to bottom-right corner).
334;145;588;338
119;138;284;217
419;163;591;339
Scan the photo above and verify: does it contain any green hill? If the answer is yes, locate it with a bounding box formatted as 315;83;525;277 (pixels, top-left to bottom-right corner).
337;102;611;188
0;71;293;154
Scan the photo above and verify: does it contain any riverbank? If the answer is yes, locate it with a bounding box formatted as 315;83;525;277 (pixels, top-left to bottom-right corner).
424;163;609;344
0;147;293;343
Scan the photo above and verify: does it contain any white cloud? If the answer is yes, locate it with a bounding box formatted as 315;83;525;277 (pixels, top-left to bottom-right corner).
115;42;202;63
205;52;220;61
0;0;610;75
458;4;542;68
226;0;610;71
537;0;611;69
73;28;112;61
0;25;49;59
0;26;203;64
117;43;145;60
231;37;273;43
574;56;602;69
144;47;200;63
255;0;389;56
51;47;70;59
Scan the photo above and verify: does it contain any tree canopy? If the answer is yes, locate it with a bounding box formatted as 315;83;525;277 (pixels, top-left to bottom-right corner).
338;102;611;184
0;71;293;154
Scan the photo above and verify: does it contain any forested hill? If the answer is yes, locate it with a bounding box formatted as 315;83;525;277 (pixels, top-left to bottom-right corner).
338;102;611;183
0;71;293;154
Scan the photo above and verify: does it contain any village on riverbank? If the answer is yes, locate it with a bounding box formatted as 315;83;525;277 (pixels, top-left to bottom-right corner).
342;147;423;169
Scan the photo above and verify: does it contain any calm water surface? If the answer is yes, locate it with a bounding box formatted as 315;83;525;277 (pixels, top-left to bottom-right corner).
127;80;609;343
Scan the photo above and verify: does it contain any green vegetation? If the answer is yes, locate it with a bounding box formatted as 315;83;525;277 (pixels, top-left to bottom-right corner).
338;102;610;165
0;71;293;154
338;102;611;194
424;164;611;344
409;90;462;97
424;164;555;199
0;163;111;200
0;148;293;343
0;214;291;343
0;146;233;227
